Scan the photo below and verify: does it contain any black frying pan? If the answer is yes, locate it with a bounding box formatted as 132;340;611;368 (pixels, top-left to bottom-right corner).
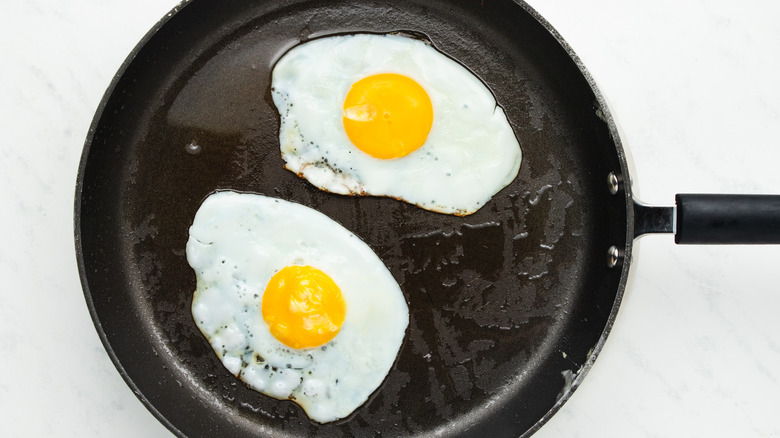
74;0;780;436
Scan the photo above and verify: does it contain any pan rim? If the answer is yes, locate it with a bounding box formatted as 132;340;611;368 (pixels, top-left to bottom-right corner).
74;1;193;436
493;2;635;436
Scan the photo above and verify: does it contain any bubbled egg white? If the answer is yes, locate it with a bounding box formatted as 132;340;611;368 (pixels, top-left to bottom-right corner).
186;191;409;423
271;33;522;216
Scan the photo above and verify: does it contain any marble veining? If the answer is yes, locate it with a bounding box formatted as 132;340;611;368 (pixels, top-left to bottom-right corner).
1;0;779;436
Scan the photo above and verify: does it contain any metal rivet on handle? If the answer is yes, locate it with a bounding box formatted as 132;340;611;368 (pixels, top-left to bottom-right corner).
607;172;619;195
607;246;620;268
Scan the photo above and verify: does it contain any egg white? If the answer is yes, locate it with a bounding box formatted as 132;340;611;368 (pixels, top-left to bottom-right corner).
186;191;409;423
271;33;522;216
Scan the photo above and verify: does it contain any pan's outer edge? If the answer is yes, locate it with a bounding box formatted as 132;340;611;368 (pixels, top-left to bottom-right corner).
74;1;193;437
74;1;635;437
514;1;635;436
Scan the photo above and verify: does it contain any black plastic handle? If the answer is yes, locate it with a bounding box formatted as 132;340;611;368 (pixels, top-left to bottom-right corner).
675;194;780;244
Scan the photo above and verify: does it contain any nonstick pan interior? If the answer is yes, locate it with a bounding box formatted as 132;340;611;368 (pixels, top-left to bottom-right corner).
76;0;631;436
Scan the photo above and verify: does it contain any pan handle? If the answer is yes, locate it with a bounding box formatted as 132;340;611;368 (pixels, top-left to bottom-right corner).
675;194;780;244
634;194;780;244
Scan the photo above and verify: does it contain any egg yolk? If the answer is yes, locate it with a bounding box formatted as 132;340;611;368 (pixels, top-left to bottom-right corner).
342;73;433;159
262;265;346;349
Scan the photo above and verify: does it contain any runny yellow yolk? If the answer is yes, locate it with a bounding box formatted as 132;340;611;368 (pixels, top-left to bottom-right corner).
261;265;346;349
342;73;433;159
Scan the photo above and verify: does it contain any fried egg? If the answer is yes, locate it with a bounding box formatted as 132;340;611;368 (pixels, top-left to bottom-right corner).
271;33;522;216
186;191;409;423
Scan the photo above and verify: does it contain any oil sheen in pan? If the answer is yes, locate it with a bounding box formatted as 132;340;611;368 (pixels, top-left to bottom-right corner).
111;1;612;435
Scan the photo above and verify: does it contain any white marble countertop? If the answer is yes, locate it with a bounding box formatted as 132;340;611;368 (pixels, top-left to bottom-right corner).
2;0;779;436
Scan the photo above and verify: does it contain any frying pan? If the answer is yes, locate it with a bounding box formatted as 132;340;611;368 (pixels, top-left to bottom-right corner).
74;0;780;436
